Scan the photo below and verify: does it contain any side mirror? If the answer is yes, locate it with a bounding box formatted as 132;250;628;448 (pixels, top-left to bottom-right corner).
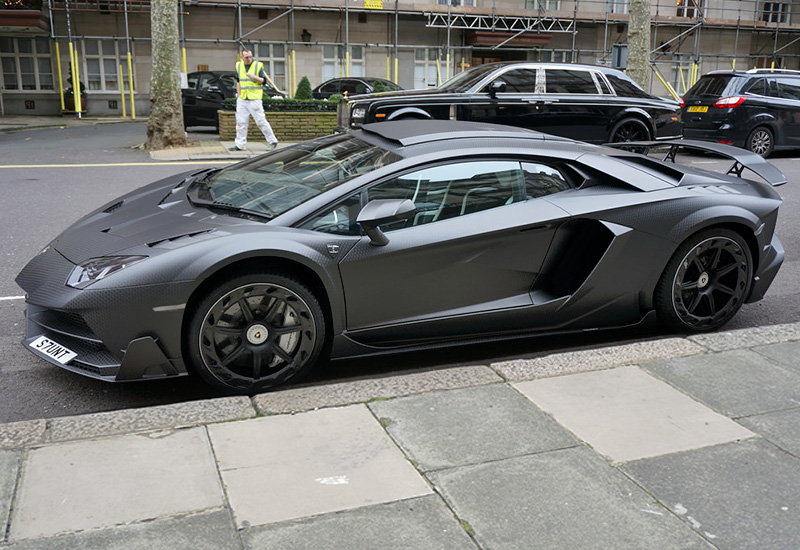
356;199;416;246
489;80;507;99
207;85;223;96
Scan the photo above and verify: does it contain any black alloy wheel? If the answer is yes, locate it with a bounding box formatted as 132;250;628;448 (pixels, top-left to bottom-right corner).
747;126;774;157
655;229;752;332
609;118;651;153
188;273;325;394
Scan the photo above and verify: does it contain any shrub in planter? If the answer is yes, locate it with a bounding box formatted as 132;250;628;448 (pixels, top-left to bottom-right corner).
222;97;337;112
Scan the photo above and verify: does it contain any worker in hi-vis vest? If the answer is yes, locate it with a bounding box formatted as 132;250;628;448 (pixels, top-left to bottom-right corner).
231;48;279;152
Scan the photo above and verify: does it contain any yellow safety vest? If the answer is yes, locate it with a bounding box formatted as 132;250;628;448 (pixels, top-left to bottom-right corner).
236;60;265;100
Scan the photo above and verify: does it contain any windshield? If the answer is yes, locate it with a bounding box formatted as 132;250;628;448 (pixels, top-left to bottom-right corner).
439;64;502;92
686;75;742;98
189;134;400;218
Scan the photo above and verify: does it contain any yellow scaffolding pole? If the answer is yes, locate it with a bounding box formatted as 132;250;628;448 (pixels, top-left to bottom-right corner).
435;57;441;87
345;50;350;77
292;49;297;98
394;57;398;85
119;64;126;117
127;51;136;119
679;66;687;95
446;52;450;82
181;47;187;73
386;55;390;81
55;42;65;111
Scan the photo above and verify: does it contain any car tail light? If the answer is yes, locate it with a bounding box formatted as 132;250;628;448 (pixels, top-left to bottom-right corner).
679;97;685;109
717;140;734;144
713;96;746;108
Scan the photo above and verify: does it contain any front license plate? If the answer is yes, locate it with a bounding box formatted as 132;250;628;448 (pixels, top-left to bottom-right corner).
29;336;77;364
687;106;708;113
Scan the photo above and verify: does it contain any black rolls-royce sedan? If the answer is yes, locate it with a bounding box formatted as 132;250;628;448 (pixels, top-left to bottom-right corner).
338;62;682;145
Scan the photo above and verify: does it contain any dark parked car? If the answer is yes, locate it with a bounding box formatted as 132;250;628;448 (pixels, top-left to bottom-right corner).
182;70;285;129
682;68;800;157
16;121;783;395
312;77;402;99
338;62;682;145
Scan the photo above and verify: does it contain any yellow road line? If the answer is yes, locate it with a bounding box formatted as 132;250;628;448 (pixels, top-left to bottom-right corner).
0;161;234;168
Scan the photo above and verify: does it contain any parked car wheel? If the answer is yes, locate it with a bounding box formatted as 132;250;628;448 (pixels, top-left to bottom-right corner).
747;126;774;157
609;118;651;143
187;272;325;394
655;228;752;332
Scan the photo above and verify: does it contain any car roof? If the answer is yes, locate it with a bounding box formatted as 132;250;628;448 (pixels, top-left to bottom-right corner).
357;120;569;147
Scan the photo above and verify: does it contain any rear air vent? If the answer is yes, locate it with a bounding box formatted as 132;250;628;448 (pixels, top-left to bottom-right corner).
103;200;124;213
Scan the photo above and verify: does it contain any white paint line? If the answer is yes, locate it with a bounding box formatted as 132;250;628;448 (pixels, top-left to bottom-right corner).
691;161;720;164
0;296;25;301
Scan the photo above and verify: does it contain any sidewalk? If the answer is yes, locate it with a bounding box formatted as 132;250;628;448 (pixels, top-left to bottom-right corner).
2;323;800;549
0;114;296;161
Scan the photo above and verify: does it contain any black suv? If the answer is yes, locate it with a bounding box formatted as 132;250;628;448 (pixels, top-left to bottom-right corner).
338;62;682;145
682;69;800;157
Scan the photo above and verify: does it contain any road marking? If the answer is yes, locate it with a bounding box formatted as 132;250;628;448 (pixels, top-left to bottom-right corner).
0;296;25;301
691;161;720;164
0;161;234;169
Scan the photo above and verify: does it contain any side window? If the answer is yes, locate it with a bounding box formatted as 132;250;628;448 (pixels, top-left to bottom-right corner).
353;80;368;94
219;74;237;90
744;78;766;95
368;161;525;232
186;73;199;90
776;77;800;100
521;162;571;198
597;75;613;95
544;69;599;94
320;82;338;94
490;68;538;93
298;194;362;236
197;74;215;92
340;80;360;95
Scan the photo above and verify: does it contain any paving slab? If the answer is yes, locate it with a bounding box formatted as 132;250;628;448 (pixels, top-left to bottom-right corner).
688;322;800;352
751;340;800;374
2;509;240;550
642;349;800;417
9;427;224;541
737;408;800;457
207;404;431;528
491;338;704;381
369;384;577;471
1;450;20;543
46;396;256;442
254;365;501;415
515;366;754;463
621;438;800;550
243;495;475;550
429;447;712;550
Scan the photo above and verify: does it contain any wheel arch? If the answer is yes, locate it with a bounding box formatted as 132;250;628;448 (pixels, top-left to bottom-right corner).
607;109;655;140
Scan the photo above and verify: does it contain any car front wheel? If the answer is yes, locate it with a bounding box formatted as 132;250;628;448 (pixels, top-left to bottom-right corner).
655;229;752;333
187;272;326;394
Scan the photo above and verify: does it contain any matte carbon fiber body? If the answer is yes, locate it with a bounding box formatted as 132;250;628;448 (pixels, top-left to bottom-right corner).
16;121;784;385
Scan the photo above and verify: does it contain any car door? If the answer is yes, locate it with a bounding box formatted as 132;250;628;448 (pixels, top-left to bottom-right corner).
534;67;610;143
465;67;541;130
771;76;800;147
334;159;571;345
182;72;201;124
195;73;227;126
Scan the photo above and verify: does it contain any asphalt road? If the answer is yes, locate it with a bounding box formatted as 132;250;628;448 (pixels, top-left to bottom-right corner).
0;122;798;423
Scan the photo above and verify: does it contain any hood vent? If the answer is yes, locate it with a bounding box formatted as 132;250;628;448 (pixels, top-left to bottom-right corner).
103;200;124;214
147;229;216;249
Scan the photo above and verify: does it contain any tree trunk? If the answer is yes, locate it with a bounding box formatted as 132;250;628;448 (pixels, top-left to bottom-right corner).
627;0;652;91
146;0;186;150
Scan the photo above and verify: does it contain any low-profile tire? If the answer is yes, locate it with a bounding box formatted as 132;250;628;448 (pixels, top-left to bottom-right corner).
746;126;774;157
655;228;752;333
187;272;326;394
608;118;651;153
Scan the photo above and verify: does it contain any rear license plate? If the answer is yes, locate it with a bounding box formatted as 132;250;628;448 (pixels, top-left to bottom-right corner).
687;106;708;113
29;336;77;364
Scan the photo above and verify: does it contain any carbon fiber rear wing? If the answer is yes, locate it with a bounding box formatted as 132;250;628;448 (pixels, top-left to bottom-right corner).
606;140;787;187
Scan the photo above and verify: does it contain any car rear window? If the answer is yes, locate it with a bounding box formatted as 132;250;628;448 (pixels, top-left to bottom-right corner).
605;74;651;98
544;69;599;94
686;75;739;98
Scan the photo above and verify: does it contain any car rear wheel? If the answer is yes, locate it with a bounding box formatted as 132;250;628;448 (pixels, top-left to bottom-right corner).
655;229;752;333
187;272;325;394
746;126;774;157
609;118;651;153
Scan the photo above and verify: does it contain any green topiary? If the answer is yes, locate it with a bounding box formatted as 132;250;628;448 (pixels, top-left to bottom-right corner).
295;76;313;100
371;80;386;93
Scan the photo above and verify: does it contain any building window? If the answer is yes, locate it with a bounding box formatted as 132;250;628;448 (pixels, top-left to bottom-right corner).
256;44;286;91
414;48;440;89
438;0;477;6
762;2;790;23
0;37;54;91
606;0;628;14
524;0;559;9
676;0;701;18
322;45;363;80
84;39;132;91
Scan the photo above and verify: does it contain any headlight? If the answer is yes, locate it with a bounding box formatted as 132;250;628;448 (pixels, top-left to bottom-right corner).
66;255;147;289
351;107;366;122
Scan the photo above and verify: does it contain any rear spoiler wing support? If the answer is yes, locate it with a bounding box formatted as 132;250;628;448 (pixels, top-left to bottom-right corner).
605;139;787;187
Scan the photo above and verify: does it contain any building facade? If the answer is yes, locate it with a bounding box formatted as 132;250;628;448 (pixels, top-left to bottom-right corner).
2;0;799;116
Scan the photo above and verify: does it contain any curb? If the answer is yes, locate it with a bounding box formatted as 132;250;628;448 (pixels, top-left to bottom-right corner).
3;321;799;450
